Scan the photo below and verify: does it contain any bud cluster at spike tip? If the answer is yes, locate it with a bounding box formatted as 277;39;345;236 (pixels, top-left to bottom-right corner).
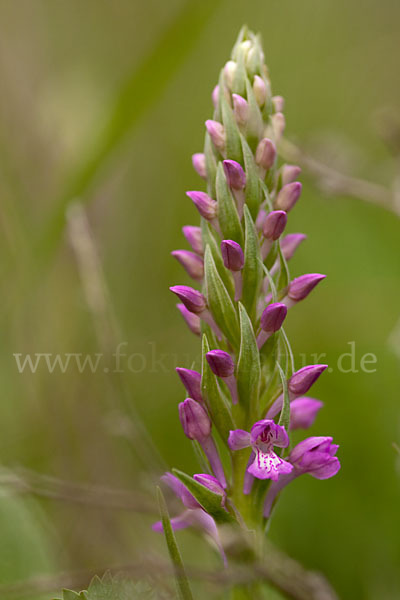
160;27;340;552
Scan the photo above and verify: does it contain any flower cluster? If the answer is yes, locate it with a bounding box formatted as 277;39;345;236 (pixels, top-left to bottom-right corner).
158;27;340;563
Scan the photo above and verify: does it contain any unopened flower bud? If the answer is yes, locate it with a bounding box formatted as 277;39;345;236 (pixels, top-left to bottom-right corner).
176;368;202;402
271;111;286;141
179;398;211;441
171;250;204;280
193;474;226;503
176;304;201;335
212;85;219;108
232;94;249;126
260;303;287;333
253;75;267;107
170;285;206;314
223;160;246;190
275;182;302;212
262;210;287;241
288;365;327;397
206;350;235;378
205;119;225;152
192;153;207;179
224;60;237;88
290;397;323;430
182;225;203;255
186;191;217;220
289;436;340;479
272;95;285;112
287;273;326;303
281;164;302;185
220;240;244;271
255;138;276;170
280;233;306;262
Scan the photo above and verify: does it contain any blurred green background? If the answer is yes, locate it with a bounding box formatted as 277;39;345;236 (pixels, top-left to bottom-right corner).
0;1;399;598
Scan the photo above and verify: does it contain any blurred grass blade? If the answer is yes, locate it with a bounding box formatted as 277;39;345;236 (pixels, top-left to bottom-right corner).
156;487;194;600
36;0;223;263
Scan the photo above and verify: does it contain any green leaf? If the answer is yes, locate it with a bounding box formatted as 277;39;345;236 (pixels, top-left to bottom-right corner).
219;72;242;162
279;327;295;378
276;241;290;299
157;487;194;600
204;246;240;348
276;362;290;432
240;135;262;220
259;260;278;303
231;49;247;97
241;206;262;322
201;220;234;299
245;76;264;145
236;303;261;421
201;334;235;443
62;591;82;600
204;133;217;198
215;163;243;245
172;469;235;525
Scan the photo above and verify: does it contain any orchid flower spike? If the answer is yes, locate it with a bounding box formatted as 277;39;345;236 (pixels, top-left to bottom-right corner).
221;239;244;301
229;420;293;481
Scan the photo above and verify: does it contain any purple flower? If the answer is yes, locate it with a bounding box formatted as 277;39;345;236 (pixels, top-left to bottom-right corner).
211;85;219;108
232;94;249;125
281;164;301;185
171;250;204;281
182;225;203;255
262;210;287;241
275;182;302;212
266;395;323;430
176;303;201;336
263;437;340;517
253;75;267;107
192;153;207;179
176;368;202;402
221;240;244;272
206;350;238;405
272;95;285;112
186;191;217;221
255;138;276;171
257;303;287;349
285;273;326;306
170;285;206;314
223;160;246;190
205;120;225;152
228;420;293;481
179;398;211;441
289;436;340;479
153;472;227;565
179;398;226;487
280;233;306;261
288;364;328;397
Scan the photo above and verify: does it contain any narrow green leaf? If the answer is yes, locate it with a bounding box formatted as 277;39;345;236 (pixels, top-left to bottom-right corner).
204;133;217;198
276;241;290;299
276;362;290;432
215;163;243;245
279;327;295;378
259;260;278;303
231;49;247;97
204;246;240;347
245;76;264;145
236;303;261;421
201;221;234;298
241;206;262;322
62;591;81;600
157;487;194;600
240;135;262;220
219;73;242;162
201;334;235;442
172;469;235;525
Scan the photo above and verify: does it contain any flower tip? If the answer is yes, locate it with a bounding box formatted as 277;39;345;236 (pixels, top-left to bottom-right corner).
205;119;225;151
260;302;288;332
220;239;244;271
176;367;202;402
176;303;201;336
171;250;204;280
192;153;207;179
170;285;206;314
222;159;246;190
289;364;328;396
262;210;287;241
206;349;235;378
288;273;326;302
186;190;217;220
275;181;302;212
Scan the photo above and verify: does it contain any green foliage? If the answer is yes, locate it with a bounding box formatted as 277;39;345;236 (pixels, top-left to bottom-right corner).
236;303;261;422
215;163;243;245
157;488;194;600
54;572;170;600
241;206;263;322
